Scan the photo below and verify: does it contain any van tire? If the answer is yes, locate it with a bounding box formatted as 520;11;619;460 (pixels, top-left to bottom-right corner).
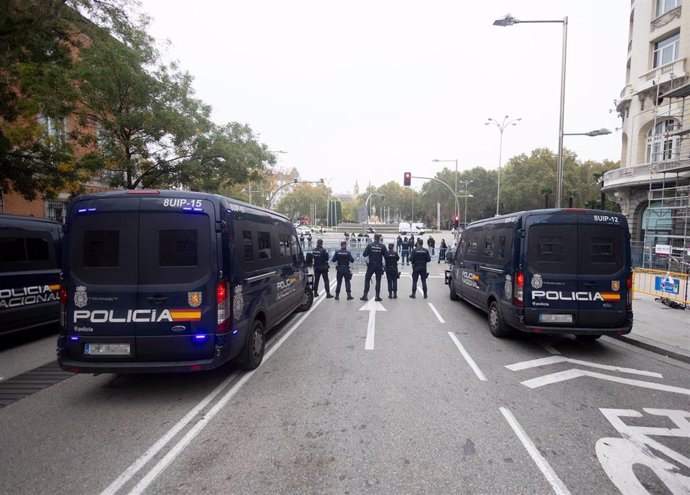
240;319;265;370
488;301;511;338
297;289;314;312
449;280;459;301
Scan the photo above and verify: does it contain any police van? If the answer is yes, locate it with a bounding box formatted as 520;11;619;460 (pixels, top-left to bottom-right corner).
57;190;314;373
445;209;633;340
0;215;62;335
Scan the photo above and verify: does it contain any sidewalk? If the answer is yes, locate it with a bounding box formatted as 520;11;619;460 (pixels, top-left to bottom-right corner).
617;292;690;364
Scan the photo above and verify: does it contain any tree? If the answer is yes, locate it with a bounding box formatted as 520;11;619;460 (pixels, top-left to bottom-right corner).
274;183;331;222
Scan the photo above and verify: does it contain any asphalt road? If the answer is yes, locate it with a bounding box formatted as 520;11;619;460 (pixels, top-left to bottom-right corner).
1;261;689;495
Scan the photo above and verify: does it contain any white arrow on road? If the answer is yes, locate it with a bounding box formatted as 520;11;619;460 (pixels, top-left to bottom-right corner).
359;299;386;350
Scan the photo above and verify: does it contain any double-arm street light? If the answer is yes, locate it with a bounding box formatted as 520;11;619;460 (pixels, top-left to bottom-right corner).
485;116;521;216
494;14;568;207
432;158;459;217
458;179;473;228
365;192;386;226
268;178;324;209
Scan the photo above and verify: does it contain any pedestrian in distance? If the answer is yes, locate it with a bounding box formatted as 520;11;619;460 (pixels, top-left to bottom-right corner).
438;239;447;263
410;237;431;298
384;242;400;299
401;236;410;265
299;233;305;249
332;240;355;300
312;239;333;298
427;235;435;256
360;233;387;301
396;235;403;254
307;233;313;249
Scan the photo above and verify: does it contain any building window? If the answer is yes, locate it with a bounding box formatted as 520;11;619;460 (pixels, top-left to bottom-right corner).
646;119;680;163
37;115;67;142
653;32;680;68
656;0;681;17
45;200;68;223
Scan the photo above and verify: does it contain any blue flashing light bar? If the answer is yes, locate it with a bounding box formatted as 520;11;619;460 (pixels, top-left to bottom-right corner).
77;208;97;214
69;336;79;341
194;335;208;341
232;329;239;335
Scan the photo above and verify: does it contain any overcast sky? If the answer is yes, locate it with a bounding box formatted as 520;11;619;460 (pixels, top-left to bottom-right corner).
141;0;628;194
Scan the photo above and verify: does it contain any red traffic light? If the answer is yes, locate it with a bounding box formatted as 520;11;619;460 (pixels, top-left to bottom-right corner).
403;172;411;186
454;216;460;227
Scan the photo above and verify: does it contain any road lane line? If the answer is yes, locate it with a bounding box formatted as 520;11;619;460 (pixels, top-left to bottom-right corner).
429;303;445;323
500;407;571;495
537;342;561;355
447;332;487;381
102;288;330;495
506;356;663;378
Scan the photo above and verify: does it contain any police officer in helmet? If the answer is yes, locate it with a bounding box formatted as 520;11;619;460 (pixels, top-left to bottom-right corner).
312;239;333;298
360;233;387;301
331;240;355;300
410;237;431;298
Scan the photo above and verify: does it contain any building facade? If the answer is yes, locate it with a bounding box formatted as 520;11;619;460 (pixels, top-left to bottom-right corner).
604;0;690;267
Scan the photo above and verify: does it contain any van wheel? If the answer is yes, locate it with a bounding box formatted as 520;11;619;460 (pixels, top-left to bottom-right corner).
488;301;511;338
240;319;265;370
297;288;314;312
449;280;459;301
576;335;601;343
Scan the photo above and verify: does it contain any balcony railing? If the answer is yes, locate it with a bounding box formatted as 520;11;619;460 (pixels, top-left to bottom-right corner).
638;58;686;93
650;5;682;32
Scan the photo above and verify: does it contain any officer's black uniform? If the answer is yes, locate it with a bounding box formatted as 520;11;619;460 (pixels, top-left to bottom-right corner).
311;240;333;298
409;239;431;298
360;234;387;301
384;244;400;299
331;242;355;300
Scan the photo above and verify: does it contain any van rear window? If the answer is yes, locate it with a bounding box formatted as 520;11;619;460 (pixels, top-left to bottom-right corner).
527;225;577;274
159;230;198;266
578;225;624;275
83;231;119;267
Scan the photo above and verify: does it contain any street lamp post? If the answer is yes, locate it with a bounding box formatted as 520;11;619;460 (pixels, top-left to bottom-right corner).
432;158;459;217
459;179;473;228
268;178;324;209
494;14;568;207
365;192;386;226
485;116;521;215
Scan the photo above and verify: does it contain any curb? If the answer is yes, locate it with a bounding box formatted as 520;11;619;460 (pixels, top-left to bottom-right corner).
614;335;690;365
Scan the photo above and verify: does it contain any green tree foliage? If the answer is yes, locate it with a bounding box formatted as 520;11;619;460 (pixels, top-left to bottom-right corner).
274;183;331;222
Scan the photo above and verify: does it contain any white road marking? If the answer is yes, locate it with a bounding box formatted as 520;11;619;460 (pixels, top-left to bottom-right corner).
101;288;331;495
520;369;690;395
447;332;487;381
359;299;386;351
500;407;571;495
506;355;663;378
428;303;445;323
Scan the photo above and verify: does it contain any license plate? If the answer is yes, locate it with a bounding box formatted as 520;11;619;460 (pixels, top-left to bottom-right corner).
84;343;131;356
539;314;573;323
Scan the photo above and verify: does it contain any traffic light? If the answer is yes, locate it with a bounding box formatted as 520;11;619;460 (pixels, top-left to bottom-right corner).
454;216;459;228
403;172;411;186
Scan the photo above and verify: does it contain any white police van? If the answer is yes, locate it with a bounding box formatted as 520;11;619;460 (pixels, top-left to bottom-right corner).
57;190;313;373
0;215;62;335
445;208;633;340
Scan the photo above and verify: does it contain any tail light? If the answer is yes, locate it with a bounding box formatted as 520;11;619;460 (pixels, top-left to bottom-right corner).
59;285;67;332
216;279;232;334
626;273;633;310
513;271;524;307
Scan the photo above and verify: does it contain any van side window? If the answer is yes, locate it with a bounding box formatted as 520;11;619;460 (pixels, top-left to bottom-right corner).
498;236;506;259
484;235;495;258
83;231;119;267
0;232;55;272
242;230;254;262
278;234;291;257
257;231;272;260
159;230;198;266
0;236;26;263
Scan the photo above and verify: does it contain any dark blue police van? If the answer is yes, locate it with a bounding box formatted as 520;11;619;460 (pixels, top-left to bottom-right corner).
57;190;314;373
445;209;633;340
1;215;62;335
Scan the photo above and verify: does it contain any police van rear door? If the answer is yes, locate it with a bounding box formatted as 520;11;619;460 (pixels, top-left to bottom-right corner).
135;197;216;361
576;213;628;327
523;212;580;327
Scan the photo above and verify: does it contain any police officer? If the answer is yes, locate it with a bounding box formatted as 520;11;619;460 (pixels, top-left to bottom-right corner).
312;239;333;298
331;241;355;300
410;237;431;298
384;242;400;299
360;233;387;301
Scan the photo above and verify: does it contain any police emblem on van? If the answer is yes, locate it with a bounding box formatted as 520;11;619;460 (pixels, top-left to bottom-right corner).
531;274;543;289
74;286;88;308
188;291;202;307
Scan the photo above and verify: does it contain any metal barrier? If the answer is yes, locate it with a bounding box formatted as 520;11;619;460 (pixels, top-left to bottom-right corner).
633;267;689;306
